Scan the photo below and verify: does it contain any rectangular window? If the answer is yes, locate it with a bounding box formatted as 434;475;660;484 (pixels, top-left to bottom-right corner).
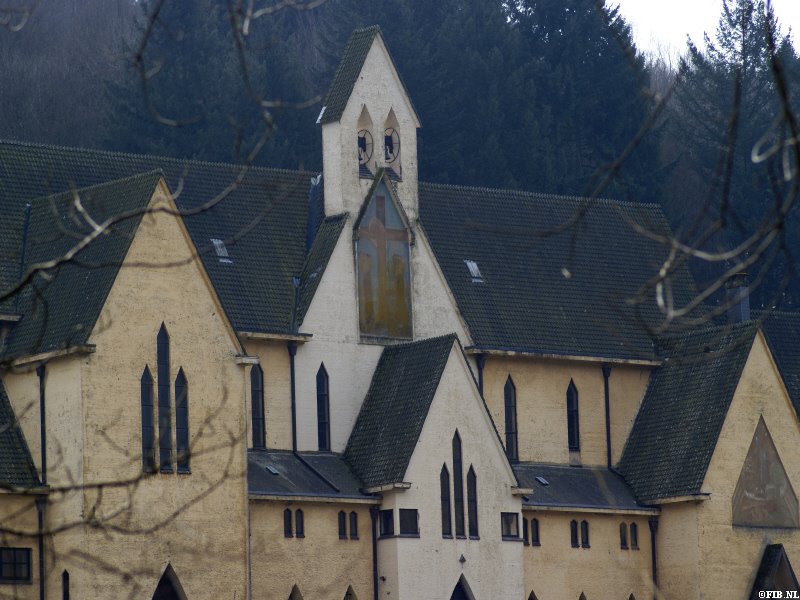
349;511;359;540
399;509;419;536
570;520;579;548
630;522;639;550
501;512;519;540
0;548;31;582
580;520;590;548
530;517;540;546
379;509;394;537
522;517;529;546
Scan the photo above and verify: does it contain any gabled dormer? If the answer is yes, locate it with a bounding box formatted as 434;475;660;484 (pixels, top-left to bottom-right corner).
318;26;421;220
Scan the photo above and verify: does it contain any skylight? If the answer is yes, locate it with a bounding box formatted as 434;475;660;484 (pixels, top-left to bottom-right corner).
266;465;280;475
211;238;233;264
535;476;549;486
464;259;483;283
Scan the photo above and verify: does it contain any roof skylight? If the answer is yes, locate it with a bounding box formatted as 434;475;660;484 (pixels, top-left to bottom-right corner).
464;259;483;283
211;238;233;264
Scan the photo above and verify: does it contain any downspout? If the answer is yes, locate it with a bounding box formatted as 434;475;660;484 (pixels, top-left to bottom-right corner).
475;353;486;396
288;275;301;452
602;364;612;469
648;516;659;600
370;506;379;600
35;496;45;600
37;365;47;485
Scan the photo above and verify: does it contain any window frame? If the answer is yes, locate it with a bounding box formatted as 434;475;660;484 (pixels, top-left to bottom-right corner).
140;366;156;473
467;466;479;539
338;510;347;540
440;464;452;538
284;508;293;538
630;522;639;550
620;522;628;549
175;368;190;473
567;380;580;452
501;512;520;540
349;511;359;540
580;519;590;548
379;509;394;538
295;509;305;538
570;519;579;548
157;324;173;472
0;547;32;583
316;364;331;452
453;432;465;538
504;376;519;462
530;517;540;546
399;508;420;536
251;365;266;449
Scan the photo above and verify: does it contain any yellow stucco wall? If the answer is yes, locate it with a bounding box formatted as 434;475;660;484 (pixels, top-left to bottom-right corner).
482;356;650;467
243;341;293;451
0;494;40;599
23;182;251;599
694;332;800;599
249;500;373;600
522;511;653;600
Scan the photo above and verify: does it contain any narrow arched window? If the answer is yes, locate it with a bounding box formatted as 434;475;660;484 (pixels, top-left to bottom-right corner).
349;511;358;539
453;432;465;537
284;508;293;537
338;511;347;539
62;570;69;600
440;464;452;537
316;365;330;451
567;380;580;451
251;365;265;448
344;586;357;600
157;324;172;471
467;466;478;538
630;522;638;549
580;520;589;548
175;368;189;472
295;509;305;537
530;518;540;545
620;522;628;549
522;517;529;545
504;376;518;462
579;594;587;600
140;367;155;473
570;520;579;547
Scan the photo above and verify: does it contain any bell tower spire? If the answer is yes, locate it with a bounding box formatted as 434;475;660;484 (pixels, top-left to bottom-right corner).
318;26;421;219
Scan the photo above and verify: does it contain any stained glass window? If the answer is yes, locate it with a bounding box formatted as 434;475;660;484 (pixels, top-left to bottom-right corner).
356;183;411;338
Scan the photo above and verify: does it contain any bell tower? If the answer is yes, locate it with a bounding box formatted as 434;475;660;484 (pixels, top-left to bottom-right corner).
318;26;421;220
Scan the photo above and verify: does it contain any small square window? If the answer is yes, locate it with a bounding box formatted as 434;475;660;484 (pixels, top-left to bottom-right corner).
399;509;419;536
501;512;519;539
0;547;32;582
379;509;394;537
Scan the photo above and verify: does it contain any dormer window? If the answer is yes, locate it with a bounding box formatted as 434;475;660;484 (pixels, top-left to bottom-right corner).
464;260;483;283
211;238;233;264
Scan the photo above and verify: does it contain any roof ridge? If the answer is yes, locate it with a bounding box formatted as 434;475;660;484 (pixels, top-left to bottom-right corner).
420;180;660;208
0;138;318;178
29;169;164;203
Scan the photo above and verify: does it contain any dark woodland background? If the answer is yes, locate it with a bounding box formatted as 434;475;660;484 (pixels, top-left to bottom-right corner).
1;0;798;309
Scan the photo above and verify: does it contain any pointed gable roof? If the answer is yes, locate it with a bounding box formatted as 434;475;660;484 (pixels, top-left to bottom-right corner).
618;321;758;501
319;26;419;126
419;184;703;362
750;544;800;599
2;171;162;361
0;140;340;349
344;334;456;488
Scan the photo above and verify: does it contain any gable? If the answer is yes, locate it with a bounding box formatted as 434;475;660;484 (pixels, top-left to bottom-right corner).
619;322;758;501
732;416;799;528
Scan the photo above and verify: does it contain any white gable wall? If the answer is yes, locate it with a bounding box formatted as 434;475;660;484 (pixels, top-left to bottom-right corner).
376;344;523;599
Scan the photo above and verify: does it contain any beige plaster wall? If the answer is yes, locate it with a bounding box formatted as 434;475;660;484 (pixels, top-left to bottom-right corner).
322;36;419;221
0;494;40;600
688;332;800;600
378;345;524;599
522;511;653;600
483;357;649;467
43;183;249;599
654;503;699;600
249;500;373;600
243;341;293;451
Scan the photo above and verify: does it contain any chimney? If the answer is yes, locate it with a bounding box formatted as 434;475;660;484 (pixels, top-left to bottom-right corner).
725;272;750;323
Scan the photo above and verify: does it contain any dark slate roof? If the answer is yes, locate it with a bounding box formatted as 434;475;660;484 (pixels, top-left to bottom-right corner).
759;310;800;415
0;140;339;354
248;449;371;500
419;184;702;361
344;334;457;488
2;172;162;361
319;26;418;126
750;544;800;598
0;378;40;488
296;214;347;325
513;463;650;512
320;26;380;125
619;321;759;501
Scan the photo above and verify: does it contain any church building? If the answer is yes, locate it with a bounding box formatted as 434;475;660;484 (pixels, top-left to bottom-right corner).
1;25;800;600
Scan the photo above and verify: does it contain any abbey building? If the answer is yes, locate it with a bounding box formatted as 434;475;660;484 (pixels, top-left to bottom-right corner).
1;26;800;600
